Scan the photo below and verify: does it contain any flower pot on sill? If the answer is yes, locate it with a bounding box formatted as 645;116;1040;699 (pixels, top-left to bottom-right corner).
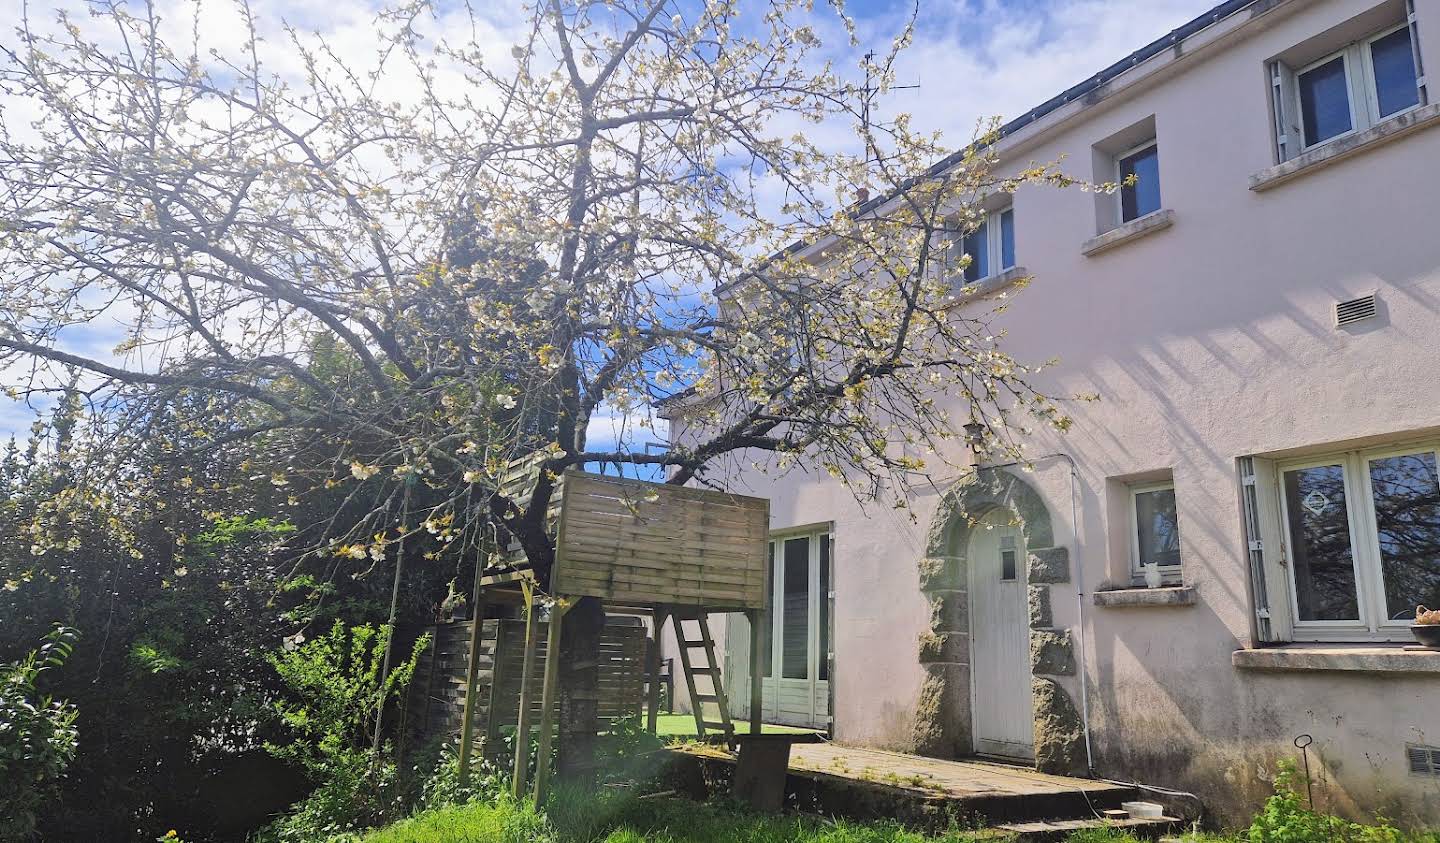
1411;624;1440;650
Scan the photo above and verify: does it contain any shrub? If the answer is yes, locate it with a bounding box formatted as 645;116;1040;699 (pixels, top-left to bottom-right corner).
256;621;429;841
0;626;79;840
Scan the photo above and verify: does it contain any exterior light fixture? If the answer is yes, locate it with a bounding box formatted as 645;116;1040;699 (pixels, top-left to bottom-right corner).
963;418;989;456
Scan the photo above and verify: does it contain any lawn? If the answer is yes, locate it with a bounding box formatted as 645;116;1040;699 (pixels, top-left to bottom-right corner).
358;790;992;843
650;713;815;738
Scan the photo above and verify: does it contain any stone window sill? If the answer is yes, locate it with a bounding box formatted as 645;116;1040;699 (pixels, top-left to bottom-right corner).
1232;645;1440;674
1093;586;1196;608
945;266;1029;305
1081;209;1175;257
1249;102;1440;192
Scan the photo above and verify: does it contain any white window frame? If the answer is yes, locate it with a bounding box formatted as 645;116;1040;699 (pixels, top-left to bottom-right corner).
953;204;1015;285
1288;21;1422;154
1128;480;1182;585
1275;442;1440;643
1114;140;1160;224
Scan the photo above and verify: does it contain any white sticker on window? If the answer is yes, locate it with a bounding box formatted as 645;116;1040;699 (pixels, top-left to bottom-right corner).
1302;490;1330;516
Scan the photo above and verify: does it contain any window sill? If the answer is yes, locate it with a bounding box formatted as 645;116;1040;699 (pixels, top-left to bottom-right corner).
1232;644;1440;675
1250;102;1440;192
1094;586;1195;608
1080;209;1175;257
945;266;1029;304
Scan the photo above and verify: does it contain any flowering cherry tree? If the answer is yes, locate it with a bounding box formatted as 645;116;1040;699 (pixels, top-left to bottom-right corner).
0;0;1083;777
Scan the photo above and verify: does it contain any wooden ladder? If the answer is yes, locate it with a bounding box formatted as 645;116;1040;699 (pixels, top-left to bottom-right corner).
669;607;736;749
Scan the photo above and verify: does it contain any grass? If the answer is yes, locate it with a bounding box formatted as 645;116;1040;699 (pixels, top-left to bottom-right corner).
357;789;988;843
650;713;815;738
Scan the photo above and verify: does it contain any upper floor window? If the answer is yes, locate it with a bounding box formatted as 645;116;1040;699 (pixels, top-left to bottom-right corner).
1117;141;1161;223
958;205;1015;284
1270;11;1426;161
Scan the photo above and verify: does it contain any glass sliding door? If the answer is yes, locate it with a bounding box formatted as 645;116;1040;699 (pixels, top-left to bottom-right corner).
781;537;810;680
743;529;832;728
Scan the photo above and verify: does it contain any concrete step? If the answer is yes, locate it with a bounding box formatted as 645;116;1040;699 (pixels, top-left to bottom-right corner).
996;815;1184;842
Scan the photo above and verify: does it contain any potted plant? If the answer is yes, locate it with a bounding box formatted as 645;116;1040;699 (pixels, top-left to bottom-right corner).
1413;605;1440;650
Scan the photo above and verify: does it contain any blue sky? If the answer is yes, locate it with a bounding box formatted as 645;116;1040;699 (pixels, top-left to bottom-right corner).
0;0;1223;445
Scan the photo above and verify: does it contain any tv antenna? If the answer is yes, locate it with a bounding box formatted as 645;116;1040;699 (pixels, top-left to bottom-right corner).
860;49;921;166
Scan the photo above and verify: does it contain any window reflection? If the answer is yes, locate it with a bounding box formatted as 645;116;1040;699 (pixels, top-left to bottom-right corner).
1283;464;1360;621
1369;452;1440;621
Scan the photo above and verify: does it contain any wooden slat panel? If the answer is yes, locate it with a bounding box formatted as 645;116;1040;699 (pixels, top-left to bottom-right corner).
553;471;769;609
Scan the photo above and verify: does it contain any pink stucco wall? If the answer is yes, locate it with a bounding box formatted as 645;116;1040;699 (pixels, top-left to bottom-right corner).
671;0;1440;826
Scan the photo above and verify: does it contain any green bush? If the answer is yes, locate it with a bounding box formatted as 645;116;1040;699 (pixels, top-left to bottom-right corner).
1248;761;1411;843
0;626;79;839
256;621;430;841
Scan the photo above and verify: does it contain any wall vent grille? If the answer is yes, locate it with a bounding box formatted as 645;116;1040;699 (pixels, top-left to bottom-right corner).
1408;744;1440;778
1335;294;1378;327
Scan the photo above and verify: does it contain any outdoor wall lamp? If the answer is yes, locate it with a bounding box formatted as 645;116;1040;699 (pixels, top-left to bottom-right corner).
963;419;989;456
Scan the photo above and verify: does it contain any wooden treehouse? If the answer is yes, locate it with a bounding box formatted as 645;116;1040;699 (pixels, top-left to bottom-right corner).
413;469;770;802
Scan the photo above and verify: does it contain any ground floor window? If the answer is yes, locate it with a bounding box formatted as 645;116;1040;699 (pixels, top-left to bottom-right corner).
1276;444;1440;639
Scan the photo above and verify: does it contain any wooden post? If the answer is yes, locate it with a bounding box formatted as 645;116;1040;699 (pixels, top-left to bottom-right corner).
456;557;488;786
532;600;568;804
747;609;762;735
645;606;668;734
510;592;540;800
482;620;510;762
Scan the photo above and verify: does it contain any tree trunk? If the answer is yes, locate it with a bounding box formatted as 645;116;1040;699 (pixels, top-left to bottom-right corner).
556;595;605;784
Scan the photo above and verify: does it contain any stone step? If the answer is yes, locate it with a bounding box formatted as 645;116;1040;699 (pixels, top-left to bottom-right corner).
995;815;1183;842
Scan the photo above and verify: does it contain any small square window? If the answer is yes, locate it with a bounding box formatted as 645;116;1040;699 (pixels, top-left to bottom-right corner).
1131;481;1181;582
1117;142;1161;223
1000;535;1018;581
954;205;1015;285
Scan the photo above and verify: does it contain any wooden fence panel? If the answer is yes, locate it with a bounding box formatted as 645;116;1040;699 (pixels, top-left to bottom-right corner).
407;618;647;753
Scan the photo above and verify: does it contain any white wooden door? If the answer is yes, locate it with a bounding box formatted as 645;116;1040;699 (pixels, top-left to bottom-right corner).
969;510;1035;759
728;532;831;729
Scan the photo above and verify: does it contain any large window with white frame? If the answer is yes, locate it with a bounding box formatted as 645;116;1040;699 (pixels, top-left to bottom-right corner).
1129;480;1182;584
1270;15;1425;160
955;205;1015;284
1276;443;1440;640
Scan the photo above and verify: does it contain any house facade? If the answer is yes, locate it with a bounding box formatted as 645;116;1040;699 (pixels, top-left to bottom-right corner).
665;0;1440;826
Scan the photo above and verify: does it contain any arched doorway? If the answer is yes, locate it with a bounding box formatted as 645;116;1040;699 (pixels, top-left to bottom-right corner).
914;467;1087;775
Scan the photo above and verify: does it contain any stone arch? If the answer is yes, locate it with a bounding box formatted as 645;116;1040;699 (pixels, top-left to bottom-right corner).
912;468;1085;774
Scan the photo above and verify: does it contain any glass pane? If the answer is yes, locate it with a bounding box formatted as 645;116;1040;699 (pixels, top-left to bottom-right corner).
1368;452;1440;622
819;535;830;681
1370;27;1420;118
1119;144;1160;222
781;537;809;680
761;542;774;677
1134;488;1181;567
1000;549;1017;581
1283;464;1360;621
1299;56;1352;146
999;209;1015;270
962;221;988;283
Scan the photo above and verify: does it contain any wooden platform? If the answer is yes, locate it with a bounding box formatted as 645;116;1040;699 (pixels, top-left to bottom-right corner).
784;743;1126;801
670;742;1184;835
